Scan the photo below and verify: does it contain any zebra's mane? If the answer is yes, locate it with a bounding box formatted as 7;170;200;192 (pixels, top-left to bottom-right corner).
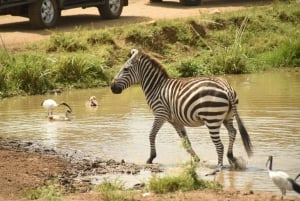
139;50;170;79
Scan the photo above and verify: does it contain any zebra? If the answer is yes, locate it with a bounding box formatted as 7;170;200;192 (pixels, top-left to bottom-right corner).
111;48;253;172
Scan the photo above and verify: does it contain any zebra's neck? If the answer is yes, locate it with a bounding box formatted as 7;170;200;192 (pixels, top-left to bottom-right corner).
139;59;169;104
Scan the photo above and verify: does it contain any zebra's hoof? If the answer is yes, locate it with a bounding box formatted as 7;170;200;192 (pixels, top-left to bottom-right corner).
230;156;246;170
205;166;222;176
146;159;153;164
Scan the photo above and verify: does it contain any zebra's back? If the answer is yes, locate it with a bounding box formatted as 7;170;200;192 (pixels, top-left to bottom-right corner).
161;77;237;127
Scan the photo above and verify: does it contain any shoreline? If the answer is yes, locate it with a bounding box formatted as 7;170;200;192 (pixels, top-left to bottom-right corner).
1;137;300;201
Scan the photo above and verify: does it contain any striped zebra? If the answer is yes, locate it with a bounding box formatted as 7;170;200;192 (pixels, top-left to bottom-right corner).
111;48;253;172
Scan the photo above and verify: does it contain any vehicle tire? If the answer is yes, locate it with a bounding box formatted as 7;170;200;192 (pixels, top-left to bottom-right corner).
98;0;124;19
28;0;60;29
180;0;201;6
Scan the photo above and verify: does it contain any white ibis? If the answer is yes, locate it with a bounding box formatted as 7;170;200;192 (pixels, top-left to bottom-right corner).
41;99;72;115
88;96;98;107
266;155;300;199
48;109;72;121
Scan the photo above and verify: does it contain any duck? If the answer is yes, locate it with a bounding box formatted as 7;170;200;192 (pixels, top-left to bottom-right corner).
41;99;72;115
266;155;300;199
48;109;72;121
88;96;98;107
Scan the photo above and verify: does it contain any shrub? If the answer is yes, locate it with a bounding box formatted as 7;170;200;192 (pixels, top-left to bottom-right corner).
148;162;222;194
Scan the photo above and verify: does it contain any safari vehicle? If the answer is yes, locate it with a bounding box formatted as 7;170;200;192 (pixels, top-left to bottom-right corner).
0;0;128;28
150;0;201;6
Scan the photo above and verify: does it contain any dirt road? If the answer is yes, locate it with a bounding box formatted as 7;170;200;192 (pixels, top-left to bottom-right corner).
0;0;269;48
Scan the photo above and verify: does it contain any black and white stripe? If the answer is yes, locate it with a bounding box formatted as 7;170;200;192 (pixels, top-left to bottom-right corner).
111;48;253;169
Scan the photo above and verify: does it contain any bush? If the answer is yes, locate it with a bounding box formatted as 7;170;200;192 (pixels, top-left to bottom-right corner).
148;162;222;194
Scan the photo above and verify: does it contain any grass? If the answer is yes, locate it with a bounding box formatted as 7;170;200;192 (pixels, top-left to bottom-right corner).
24;183;63;201
93;179;135;201
0;1;299;98
91;162;222;201
148;162;222;194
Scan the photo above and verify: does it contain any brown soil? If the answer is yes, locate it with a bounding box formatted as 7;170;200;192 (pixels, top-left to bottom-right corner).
0;138;299;201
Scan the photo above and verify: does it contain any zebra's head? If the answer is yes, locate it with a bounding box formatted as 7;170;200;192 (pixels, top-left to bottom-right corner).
111;48;141;94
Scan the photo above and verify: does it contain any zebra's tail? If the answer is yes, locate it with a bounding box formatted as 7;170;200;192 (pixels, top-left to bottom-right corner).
227;88;253;157
235;111;253;157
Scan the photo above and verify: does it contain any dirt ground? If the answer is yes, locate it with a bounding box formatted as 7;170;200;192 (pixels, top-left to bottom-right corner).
0;147;299;201
0;0;270;48
1;0;300;200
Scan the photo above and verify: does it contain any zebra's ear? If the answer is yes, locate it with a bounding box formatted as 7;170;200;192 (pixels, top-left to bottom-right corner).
130;48;139;59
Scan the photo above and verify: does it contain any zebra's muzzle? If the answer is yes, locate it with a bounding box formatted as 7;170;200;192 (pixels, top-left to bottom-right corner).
111;82;123;94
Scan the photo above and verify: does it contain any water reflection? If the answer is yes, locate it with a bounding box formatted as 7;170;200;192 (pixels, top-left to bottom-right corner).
0;69;299;195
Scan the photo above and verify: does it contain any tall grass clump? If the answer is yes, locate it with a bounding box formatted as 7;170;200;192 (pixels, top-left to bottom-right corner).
0;66;11;98
210;17;250;74
54;54;109;88
11;53;54;95
173;58;216;77
148;162;222;194
25;183;62;201
47;32;88;52
93;179;135;201
264;39;300;68
87;30;117;47
0;49;12;97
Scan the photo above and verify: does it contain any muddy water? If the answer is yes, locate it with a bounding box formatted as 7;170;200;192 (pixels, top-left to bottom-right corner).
0;69;299;195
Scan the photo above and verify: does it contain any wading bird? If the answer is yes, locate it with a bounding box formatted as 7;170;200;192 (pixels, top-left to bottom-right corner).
295;174;300;181
41;99;72;115
266;155;300;199
88;96;98;107
48;109;72;121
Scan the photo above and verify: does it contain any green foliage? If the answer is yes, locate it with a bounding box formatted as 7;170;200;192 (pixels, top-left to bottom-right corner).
209;17;249;74
25;183;62;201
264;39;300;68
54;54;109;88
87;31;117;47
11;53;54;95
148;162;222;194
174;58;212;77
93;179;135;201
47;32;88;52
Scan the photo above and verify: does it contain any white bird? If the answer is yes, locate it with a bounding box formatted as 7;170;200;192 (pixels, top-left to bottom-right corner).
41;99;72;115
266;155;300;199
88;96;98;107
48;109;72;121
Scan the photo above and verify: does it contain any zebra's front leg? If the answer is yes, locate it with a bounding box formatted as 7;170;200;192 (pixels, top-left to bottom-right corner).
171;123;200;163
146;118;165;164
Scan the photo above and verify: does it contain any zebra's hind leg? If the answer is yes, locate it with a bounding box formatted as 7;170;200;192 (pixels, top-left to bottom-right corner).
207;126;224;175
224;119;244;169
171;123;200;163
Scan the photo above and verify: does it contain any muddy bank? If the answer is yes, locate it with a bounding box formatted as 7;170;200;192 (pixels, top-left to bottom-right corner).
0;137;162;193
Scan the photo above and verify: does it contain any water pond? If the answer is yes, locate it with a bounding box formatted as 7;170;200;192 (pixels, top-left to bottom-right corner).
0;69;299;196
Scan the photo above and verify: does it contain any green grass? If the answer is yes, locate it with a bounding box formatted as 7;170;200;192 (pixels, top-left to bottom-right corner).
0;1;299;98
24;183;63;201
93;179;136;201
148;162;222;194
